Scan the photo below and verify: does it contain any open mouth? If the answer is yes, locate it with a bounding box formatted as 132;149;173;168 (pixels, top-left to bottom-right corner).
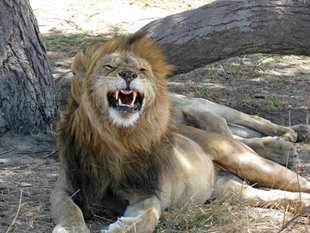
108;89;143;112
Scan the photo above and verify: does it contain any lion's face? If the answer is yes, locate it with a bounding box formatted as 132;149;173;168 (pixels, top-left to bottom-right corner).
70;33;174;148
86;51;159;127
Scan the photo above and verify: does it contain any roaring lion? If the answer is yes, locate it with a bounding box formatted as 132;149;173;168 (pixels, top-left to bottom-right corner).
50;33;310;233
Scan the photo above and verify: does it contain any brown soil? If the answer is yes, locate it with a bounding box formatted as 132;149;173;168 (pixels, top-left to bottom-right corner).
1;1;309;233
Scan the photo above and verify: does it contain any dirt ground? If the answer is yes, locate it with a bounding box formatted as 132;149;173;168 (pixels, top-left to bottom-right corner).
1;1;310;233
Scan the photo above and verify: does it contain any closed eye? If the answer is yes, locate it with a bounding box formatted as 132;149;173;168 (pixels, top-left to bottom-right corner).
105;65;115;70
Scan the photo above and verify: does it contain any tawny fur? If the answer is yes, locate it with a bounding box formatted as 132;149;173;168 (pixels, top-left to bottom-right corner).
51;33;310;233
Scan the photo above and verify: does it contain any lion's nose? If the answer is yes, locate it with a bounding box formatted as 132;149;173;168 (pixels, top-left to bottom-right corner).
119;70;138;89
119;70;138;82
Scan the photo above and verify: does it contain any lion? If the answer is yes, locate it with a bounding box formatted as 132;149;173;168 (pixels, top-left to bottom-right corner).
50;33;310;233
170;93;310;166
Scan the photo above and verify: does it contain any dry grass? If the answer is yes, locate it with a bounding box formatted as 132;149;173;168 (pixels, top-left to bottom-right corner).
156;194;310;233
157;199;240;232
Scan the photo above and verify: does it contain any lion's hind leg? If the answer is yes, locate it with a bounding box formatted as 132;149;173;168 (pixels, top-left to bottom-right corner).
170;93;233;137
213;172;310;212
236;136;298;166
171;93;297;141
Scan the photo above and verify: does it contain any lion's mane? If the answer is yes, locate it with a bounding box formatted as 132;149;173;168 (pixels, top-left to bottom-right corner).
57;33;176;216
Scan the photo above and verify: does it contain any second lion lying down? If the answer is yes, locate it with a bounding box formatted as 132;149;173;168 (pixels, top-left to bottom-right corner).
50;33;310;233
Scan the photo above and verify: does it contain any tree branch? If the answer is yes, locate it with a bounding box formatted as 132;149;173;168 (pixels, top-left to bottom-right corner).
140;0;310;74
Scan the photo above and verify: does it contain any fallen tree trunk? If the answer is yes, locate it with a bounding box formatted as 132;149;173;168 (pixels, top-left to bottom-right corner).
140;0;310;74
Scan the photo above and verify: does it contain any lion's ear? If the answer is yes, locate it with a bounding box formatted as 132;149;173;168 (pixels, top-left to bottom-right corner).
127;31;147;45
72;42;104;77
71;42;104;104
72;53;90;77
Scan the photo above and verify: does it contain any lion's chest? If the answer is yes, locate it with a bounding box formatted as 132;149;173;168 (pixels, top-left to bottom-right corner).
71;143;170;213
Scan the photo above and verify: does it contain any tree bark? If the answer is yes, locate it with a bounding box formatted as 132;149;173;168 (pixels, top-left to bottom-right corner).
0;0;59;135
140;0;310;74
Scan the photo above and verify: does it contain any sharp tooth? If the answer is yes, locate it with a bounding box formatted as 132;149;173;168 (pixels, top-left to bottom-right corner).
130;91;137;108
115;90;119;99
133;91;137;101
118;98;122;106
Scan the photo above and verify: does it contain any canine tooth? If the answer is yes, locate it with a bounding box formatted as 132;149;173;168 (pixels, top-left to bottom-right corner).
115;90;119;99
133;91;137;99
130;91;137;108
118;98;122;106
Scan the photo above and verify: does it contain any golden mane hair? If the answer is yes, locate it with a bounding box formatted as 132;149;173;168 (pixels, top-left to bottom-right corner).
57;33;176;216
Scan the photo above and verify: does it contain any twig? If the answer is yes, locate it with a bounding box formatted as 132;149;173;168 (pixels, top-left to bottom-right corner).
277;205;310;233
64;189;81;205
88;12;99;18
0;148;15;155
306;95;310;141
219;61;236;93
90;210;114;223
289;110;302;204
17;149;54;155
5;190;23;233
41;149;58;159
282;110;302;229
248;55;273;77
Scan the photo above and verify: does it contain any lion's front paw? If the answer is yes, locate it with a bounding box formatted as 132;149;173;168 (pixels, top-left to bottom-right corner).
261;136;298;167
281;128;298;142
52;223;90;233
101;217;141;233
274;137;299;168
292;124;310;142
